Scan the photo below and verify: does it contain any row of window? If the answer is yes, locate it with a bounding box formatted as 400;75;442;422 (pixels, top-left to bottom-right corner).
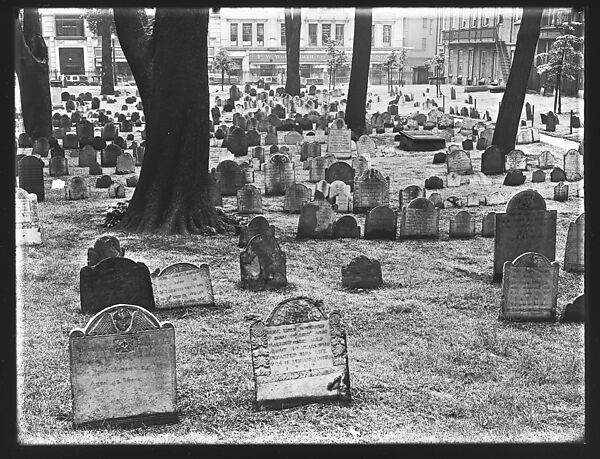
230;22;346;47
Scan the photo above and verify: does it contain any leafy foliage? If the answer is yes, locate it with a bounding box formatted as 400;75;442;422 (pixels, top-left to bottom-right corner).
424;53;446;74
212;49;235;74
536;32;583;81
81;8;115;35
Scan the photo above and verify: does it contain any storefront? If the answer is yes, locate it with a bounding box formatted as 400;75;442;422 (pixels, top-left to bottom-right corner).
248;51;330;81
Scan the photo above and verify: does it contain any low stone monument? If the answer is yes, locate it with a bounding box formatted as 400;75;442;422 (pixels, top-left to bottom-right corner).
237;184;263;214
398;197;439;239
364;205;397;240
296;200;337;239
332;215;361;239
151;263;214;308
341;256;382;289
449;211;477;238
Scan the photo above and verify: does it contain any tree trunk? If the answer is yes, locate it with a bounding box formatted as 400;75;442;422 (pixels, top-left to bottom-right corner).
99;17;115;95
221;68;224;90
556;45;566;114
284;8;301;96
492;8;543;154
345;8;372;136
114;8;230;235
15;9;51;141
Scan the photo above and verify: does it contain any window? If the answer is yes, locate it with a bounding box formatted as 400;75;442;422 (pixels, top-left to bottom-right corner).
485;17;490;26
242;23;252;44
473;18;477;27
322;24;331;44
335;24;344;44
55;16;84;37
281;23;286;46
462;20;467;28
230;23;238;46
383;25;391;46
257;23;264;46
309;23;317;46
423;18;428;28
422;37;427;50
458;49;464;74
59;48;84;74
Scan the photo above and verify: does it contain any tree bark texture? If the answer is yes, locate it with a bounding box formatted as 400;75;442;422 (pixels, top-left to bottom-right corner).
284;8;301;96
345;8;372;136
492;8;543;154
114;8;228;235
15;9;51;141
99;17;115;95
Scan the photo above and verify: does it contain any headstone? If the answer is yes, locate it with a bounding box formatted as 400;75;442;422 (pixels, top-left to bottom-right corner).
18;133;32;148
493;189;557;281
563;213;584;273
108;183;126;199
486;191;508;206
49;156;69;176
425;176;444;190
237;184;263;214
503;170;526;186
563;149;583;181
328;181;352;213
69;304;177;428
78;145;97;167
249;297;350;410
553;182;569;202
65;176;90;200
399;185;425;209
214;160;246;196
17;156;45;202
428;192;444;209
398;197;439;239
87;236;125;267
481;212;496;237
538;151;555;169
332;215;361;239
284;131;303;146
467;172;491;186
264;154;295;196
355;135;376;158
80;257;155;314
433;152;447;164
115;152;136;174
238;215;276;248
364;205;397;240
352;155;370;179
531;169;546;183
325;162;355;190
501;252;559;321
96;175;113;188
341;256;382;289
300;142;322;162
15;188;43;245
283;183;312;213
315;180;331;200
227;127;249;157
449;211;476;238
550;167;567;182
296;200;336;239
446;149;473;175
151;263;214;308
240;233;287;291
307;156;328;183
545;111;557;132
327;121;352;159
505;149;527;171
101;122;118;141
481;145;505;175
561;295;584;323
102;144;122;167
352;169;390;213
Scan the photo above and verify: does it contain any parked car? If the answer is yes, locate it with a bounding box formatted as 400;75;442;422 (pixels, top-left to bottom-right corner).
63;75;91;86
302;77;325;86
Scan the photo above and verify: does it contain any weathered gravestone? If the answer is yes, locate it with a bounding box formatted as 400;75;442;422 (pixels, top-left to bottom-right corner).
227;127;249;157
333;215;361;239
531;169;546;183
328;181;352;213
493;189;556;281
545;111;557;132
561;295;584;323
353;169;390;214
538;151;555;169
101;122;118;141
96;175;113;189
446;149;473;174
425;176;444;190
264;154;295;196
69;304;177;427
481;212;496;237
563;213;584;273
398;197;440;239
481;145;505;175
486;191;508;206
108;183;126;199
314;180;331;200
296;199;336;239
237;184;263;214
308;156;328;183
284;130;303;146
238;215;276;248
283;183;312;213
87;235;125;266
65;176;90;200
355;135;376;159
449;211;477;238
78;145;97;167
342;256;382;289
300;141;322;162
399;185;426;208
433;152;447;164
505;149;527;171
80;257;155;314
49;156;69;177
102;144;121;168
352;156;370;179
115;152;136;175
503;170;526;186
325;161;355;190
249;297;350;410
18;156;45;202
428;192;444;209
126;176;138;187
15;188;43;246
500;252;559;321
214;160;246;196
550;167;567;182
240;233;287;291
151;263;214;308
364;205;397;240
327;120;352;159
563;149;583;181
553;182;569;202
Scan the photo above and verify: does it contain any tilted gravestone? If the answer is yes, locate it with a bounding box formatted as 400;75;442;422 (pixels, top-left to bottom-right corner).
333;215;361;239
249;297;350;410
296;199;337;239
238;215;276;248
398;197;439;239
449;211;477;238
151;262;214;308
69;304;177;427
87;235;125;266
283;183;312;213
364;205;397;240
503;170;526;186
481;145;505;175
563;149;583;182
214;160;246;196
481;212;496;237
399;185;426;209
240;233;287;291
65;176;90;200
264;154;295;196
115;152;136;175
563;213;584;273
553;182;569;202
353;168;390;214
237;184;263;214
561;294;584;323
531;169;546;183
284;131;303;146
15;188;43;246
342;256;382;289
493;189;556;281
500;252;559;322
550;167;567;182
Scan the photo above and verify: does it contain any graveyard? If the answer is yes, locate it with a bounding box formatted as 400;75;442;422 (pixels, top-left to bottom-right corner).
15;76;585;444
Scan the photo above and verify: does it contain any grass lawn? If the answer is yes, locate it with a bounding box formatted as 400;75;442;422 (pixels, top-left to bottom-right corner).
16;86;585;444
